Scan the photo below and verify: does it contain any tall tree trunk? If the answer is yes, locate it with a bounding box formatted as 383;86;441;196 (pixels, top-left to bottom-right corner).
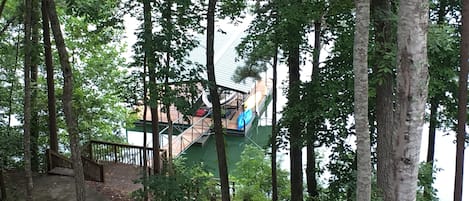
372;0;395;200
23;0;34;199
306;20;321;199
47;0;86;200
142;55;148;201
0;158;5;200
354;0;371;200
426;99;437;164
0;0;6;18
454;0;469;200
207;0;230;200
42;0;58;153
271;45;278;201
393;0;429;200
142;0;161;175
287;27;303;201
163;1;173;174
30;0;40;172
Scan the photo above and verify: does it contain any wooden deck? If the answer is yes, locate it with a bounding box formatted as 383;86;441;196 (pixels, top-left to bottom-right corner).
137;79;272;157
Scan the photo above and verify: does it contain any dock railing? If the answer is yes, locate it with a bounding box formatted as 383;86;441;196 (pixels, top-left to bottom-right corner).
86;140;167;170
46;149;104;182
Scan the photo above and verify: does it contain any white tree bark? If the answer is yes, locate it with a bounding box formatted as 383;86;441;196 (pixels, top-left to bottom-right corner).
353;0;371;201
393;0;429;200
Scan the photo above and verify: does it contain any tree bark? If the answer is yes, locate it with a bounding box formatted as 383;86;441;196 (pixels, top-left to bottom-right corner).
142;0;161;175
46;0;86;200
0;159;5;200
371;0;395;200
287;27;303;201
393;0;429;200
454;0;469;200
30;0;40;172
0;0;6;19
42;0;58;153
354;0;371;200
142;55;148;201
23;0;34;199
306;20;321;199
207;0;230;200
271;45;278;201
426;99;437;164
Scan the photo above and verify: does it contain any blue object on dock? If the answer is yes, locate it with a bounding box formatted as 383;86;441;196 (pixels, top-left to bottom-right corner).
237;109;253;130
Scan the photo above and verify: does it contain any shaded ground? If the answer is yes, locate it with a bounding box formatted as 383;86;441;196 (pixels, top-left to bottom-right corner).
3;163;145;201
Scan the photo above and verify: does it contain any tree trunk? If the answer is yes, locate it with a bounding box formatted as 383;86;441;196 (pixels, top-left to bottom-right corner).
47;0;86;200
271;45;278;201
306;20;321;199
354;0;371;200
42;0;58;153
23;0;34;199
371;0;395;200
164;1;173;173
426;99;437;164
142;0;161;175
0;159;5;200
207;0;230;200
393;1;429;200
454;0;469;200
142;55;148;201
287;30;303;201
0;0;7;19
30;0;40;172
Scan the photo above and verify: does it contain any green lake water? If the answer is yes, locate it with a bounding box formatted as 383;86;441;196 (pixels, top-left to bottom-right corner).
181;121;272;177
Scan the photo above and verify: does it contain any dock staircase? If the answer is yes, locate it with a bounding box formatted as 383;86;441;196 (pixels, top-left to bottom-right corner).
162;112;212;158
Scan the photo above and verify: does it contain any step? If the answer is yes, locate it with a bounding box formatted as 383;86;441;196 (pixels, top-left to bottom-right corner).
195;135;210;146
48;167;74;177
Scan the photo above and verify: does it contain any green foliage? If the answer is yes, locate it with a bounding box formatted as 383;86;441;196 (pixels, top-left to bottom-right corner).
132;158;217;201
233;145;290;201
416;162;439;201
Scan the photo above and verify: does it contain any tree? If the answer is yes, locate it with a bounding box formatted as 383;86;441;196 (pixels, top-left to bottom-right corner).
281;0;304;198
41;0;58;152
46;0;86;200
23;0;34;199
371;0;396;200
392;0;429;200
207;0;230;200
353;0;371;200
454;0;469;199
142;0;161;175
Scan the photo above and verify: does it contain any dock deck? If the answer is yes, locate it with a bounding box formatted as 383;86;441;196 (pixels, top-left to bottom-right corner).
137;79;272;157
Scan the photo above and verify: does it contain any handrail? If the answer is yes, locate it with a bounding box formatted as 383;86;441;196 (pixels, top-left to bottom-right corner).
170;111;212;157
46;149;104;182
88;140;167;169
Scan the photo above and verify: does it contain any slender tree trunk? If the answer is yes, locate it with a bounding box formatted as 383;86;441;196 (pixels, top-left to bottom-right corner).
288;35;303;201
142;0;161;175
271;45;278;201
163;1;173;173
306;20;321;199
0;159;5;200
42;0;58;152
0;0;6;18
393;0;429;200
426;99;437;164
23;0;34;199
142;55;148;201
354;0;371;200
30;0;40;172
372;0;395;200
207;0;230;200
47;0;86;200
286;2;303;199
454;0;469;200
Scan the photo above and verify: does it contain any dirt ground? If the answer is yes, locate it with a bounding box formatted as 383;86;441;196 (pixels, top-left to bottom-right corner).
2;164;145;201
